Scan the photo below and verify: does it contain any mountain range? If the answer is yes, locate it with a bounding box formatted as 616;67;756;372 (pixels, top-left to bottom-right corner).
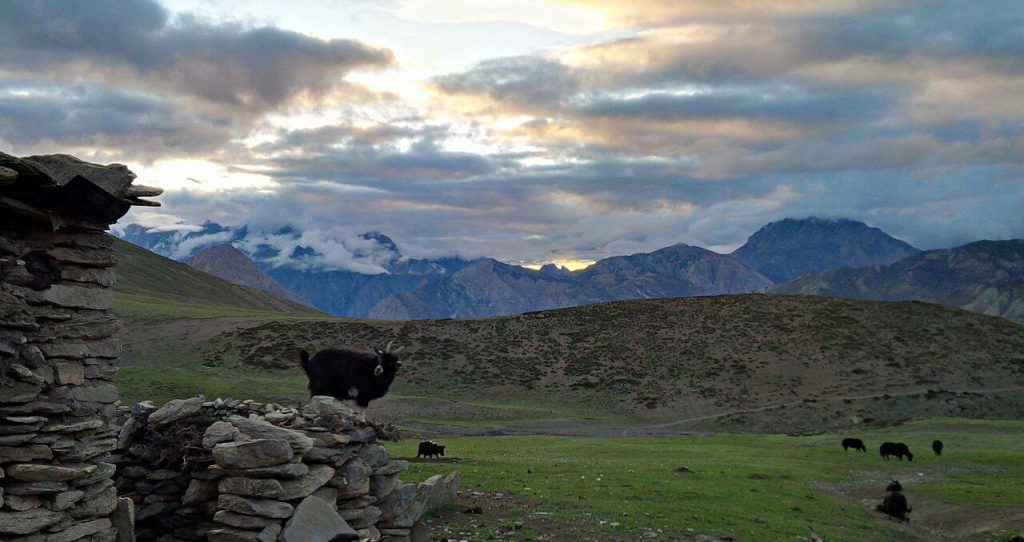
771;239;1024;323
116;217;1024;323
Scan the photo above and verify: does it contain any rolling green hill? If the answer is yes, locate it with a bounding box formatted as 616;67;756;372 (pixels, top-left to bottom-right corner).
112;237;322;319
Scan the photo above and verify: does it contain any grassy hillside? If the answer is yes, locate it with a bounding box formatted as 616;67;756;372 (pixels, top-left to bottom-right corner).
117;292;1024;433
112;237;322;319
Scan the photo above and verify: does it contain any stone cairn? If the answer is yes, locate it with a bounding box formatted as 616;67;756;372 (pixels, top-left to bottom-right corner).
1;152;161;541
112;395;457;542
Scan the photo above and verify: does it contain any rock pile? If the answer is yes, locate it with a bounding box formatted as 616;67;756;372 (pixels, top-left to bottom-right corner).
113;396;458;542
1;226;136;540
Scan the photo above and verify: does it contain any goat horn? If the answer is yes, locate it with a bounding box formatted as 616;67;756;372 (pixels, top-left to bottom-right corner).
385;340;395;353
392;346;405;354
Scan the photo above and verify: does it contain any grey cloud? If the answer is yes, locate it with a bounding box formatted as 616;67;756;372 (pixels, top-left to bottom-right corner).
0;0;394;111
433;56;579;108
0;83;234;155
576;84;899;124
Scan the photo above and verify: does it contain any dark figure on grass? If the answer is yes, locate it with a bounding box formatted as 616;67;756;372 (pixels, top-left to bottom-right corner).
842;437;867;452
932;439;943;456
418;440;446;459
300;340;403;423
879;442;913;461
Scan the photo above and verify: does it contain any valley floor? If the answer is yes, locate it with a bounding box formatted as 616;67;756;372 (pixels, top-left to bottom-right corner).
385;418;1024;542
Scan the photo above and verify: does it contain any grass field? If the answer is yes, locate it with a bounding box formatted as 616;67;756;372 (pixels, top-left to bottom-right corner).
386;418;1024;541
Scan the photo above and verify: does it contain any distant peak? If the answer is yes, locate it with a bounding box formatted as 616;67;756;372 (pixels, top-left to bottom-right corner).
356;230;395;251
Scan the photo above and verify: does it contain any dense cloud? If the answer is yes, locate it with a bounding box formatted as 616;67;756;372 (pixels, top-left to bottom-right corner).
0;83;234;155
5;0;1024;265
0;0;393;111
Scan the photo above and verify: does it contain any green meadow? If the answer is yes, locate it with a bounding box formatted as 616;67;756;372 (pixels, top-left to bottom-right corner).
386;419;1024;541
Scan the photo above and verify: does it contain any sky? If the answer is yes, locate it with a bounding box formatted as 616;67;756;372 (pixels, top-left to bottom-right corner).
2;0;1023;271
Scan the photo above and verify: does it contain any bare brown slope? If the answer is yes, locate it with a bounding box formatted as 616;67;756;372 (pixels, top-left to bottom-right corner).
185;243;305;304
123;294;1024;431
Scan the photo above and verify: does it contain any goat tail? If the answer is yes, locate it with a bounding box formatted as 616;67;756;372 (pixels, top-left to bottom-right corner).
298;349;311;373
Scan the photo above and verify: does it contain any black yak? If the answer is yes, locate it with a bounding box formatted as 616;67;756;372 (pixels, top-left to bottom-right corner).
417;440;446;459
842;437;867;452
299;341;403;423
877;490;912;522
879;442;913;461
885;479;903;492
932;439;943;456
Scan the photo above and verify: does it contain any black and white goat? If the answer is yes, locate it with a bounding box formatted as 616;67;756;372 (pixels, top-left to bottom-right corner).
299;340;404;423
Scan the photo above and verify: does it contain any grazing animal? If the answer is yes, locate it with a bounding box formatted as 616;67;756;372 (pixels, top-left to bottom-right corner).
879;442;913;461
885;479;903;492
932;439;943;456
876;489;912;522
417;440;446;459
842;437;867;452
299;341;404;423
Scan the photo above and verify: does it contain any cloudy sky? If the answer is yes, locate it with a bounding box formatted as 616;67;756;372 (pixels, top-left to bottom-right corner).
2;1;1023;270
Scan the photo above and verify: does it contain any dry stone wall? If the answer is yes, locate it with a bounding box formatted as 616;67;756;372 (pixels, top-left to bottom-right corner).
1;224;133;542
112;395;458;542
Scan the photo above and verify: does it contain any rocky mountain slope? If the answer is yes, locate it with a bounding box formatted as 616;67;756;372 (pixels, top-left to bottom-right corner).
772;239;1024;323
733;217;919;282
369;244;773;319
185;243;304;304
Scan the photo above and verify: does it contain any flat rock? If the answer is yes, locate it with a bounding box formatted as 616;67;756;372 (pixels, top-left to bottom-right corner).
182;479;219;506
359;444;390;468
339;505;381;529
0;382;41;403
54;362;85;385
377;483;420;528
332;458;372;498
375;460;409;476
42;418;103;433
211;462;309;480
54;383;118;404
3;481;68;495
229;416;313;454
217;495;294;519
0;444;53;463
34;284;113;310
302;396;356;420
49;489;85;511
371;473;400;500
214;510;279;529
207;528;259;542
0;402;70;416
8;364;45;385
278;464;335;501
5;463;96;482
257;523;282;542
202;421;239;449
46;518;111;542
70;485;117;518
0;508;64;535
213;439;292;469
4;494;43;511
71;462;115;486
148;396;204;427
39;338;120;359
218;477;284;499
280;495;357;542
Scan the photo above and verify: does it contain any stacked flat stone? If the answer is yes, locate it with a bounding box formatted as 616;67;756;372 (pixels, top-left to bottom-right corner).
112;396;458;542
1;227;134;542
